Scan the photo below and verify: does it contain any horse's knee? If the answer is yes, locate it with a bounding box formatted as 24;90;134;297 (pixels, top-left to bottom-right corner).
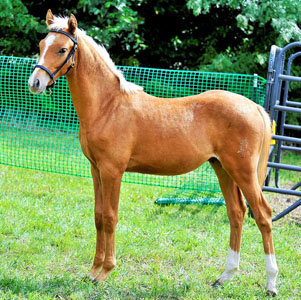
256;201;273;230
255;211;272;234
228;204;246;229
229;212;244;228
102;213;118;233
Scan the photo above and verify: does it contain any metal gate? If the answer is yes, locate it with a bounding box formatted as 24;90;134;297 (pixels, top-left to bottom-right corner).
263;42;301;221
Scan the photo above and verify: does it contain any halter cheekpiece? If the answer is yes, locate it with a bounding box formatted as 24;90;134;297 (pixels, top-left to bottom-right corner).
35;29;78;95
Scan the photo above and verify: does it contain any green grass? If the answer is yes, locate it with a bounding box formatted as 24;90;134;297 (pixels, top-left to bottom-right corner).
277;150;301;183
0;164;300;300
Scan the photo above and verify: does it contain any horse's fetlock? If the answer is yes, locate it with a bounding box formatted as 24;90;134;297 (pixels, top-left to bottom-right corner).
103;259;116;271
93;255;105;267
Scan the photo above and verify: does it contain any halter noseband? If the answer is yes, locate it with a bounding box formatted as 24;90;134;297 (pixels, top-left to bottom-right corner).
35;29;78;95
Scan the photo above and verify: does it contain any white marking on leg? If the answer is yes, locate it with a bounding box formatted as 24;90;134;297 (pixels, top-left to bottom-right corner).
266;254;278;294
217;248;240;284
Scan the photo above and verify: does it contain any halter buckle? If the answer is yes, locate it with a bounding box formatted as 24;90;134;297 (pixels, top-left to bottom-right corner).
44;85;53;96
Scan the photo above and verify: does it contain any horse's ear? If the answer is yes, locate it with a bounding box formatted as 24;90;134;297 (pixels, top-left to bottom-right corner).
68;14;78;35
46;9;54;26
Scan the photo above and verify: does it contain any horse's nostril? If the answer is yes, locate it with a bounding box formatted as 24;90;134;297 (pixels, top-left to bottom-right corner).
35;79;40;88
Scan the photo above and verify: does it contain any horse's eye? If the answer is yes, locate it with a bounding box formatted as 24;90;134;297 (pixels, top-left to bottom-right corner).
58;48;67;54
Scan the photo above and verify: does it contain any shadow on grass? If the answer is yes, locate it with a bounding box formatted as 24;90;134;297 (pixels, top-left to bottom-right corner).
153;202;223;215
0;273;283;300
0;276;88;298
0;273;193;299
149;203;228;225
94;278;190;300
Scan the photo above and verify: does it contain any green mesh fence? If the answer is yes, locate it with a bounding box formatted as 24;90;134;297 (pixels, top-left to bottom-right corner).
0;55;266;200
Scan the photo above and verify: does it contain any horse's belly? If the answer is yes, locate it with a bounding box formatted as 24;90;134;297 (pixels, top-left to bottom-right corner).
126;163;205;176
126;148;210;176
126;113;214;175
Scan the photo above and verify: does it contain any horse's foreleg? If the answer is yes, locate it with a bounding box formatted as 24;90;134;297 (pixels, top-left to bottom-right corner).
87;164;105;281
209;159;246;286
94;167;122;282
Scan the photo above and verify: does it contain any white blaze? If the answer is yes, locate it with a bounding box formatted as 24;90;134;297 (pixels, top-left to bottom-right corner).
28;35;56;87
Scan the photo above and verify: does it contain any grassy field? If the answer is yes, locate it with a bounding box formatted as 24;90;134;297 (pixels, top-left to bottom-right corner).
0;162;300;300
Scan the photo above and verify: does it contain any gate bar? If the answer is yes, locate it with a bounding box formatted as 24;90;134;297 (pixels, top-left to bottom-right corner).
286;101;301;107
272;199;301;222
274;105;301;113
267;162;301;172
272;135;301;144
263;187;301;197
262;42;301;222
281;146;301;152
278;74;301;82
283;124;301;130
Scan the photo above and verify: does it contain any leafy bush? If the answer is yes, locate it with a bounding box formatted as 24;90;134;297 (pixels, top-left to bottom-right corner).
0;0;45;56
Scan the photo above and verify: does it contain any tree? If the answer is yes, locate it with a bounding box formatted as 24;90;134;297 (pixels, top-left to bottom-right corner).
0;0;145;60
0;0;300;126
1;0;300;78
186;0;301;74
0;0;45;56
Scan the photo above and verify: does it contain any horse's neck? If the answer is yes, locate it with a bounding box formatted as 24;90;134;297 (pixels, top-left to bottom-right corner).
66;36;121;125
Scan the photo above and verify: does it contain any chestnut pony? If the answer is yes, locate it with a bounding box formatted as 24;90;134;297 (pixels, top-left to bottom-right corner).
28;10;278;295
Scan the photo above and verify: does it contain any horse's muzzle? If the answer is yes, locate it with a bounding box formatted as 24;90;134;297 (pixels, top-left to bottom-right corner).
28;70;49;94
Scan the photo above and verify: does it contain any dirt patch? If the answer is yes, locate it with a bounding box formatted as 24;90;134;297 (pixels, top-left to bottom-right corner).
265;191;301;224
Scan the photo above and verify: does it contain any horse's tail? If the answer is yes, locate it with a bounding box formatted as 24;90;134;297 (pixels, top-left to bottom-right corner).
257;105;272;187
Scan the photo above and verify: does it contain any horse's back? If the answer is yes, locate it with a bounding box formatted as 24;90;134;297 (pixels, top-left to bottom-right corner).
126;89;266;175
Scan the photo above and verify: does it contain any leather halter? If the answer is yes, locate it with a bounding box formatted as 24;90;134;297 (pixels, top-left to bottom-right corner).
35;29;78;95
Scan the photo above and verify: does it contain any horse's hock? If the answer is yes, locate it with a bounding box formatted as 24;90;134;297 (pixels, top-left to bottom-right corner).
0;55;266;199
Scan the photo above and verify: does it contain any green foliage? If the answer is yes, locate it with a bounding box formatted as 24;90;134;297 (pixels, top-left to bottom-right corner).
0;0;146;59
0;0;45;56
186;0;301;73
1;0;300;78
187;0;301;44
76;0;146;54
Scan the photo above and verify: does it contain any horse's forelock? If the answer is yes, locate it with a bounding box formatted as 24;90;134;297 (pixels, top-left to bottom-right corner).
47;15;70;31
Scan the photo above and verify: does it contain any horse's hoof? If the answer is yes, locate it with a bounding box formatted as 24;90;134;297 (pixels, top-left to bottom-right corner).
82;274;92;283
91;278;99;285
84;273;99;285
266;289;278;297
211;279;221;287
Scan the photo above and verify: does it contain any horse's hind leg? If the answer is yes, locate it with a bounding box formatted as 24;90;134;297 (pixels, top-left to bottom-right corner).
209;158;247;285
236;177;278;295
